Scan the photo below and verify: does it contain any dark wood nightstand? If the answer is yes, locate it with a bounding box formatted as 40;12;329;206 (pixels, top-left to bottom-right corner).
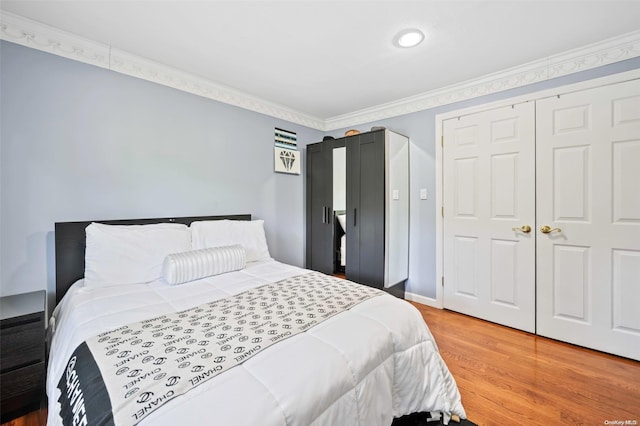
1;290;46;422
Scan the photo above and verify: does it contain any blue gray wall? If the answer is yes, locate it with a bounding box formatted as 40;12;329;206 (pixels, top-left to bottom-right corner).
0;41;323;307
2;39;639;307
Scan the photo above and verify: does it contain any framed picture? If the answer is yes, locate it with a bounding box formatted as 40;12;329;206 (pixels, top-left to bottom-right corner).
274;127;297;150
274;147;300;175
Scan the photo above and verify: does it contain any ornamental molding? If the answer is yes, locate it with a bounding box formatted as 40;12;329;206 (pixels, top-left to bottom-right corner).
2;11;639;131
324;30;640;130
1;11;110;68
0;11;325;130
108;48;325;129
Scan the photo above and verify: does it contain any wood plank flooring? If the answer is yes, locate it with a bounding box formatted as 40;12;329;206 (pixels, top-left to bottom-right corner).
0;409;46;426
4;302;639;426
410;302;640;426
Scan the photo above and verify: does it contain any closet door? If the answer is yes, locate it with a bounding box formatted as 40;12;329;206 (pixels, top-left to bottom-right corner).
443;103;536;332
346;131;385;288
536;79;640;361
306;141;334;274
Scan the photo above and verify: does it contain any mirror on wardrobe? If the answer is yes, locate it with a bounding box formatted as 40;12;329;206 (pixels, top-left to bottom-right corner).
333;147;346;274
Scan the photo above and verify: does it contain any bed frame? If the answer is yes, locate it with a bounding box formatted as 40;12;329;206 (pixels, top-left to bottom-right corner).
54;214;251;304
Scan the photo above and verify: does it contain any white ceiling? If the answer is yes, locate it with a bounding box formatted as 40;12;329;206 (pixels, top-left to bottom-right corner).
2;1;640;125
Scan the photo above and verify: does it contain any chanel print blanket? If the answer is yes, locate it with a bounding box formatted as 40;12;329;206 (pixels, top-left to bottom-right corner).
57;272;382;426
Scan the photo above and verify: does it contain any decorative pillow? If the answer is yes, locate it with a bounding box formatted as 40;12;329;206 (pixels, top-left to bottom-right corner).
162;245;246;285
84;222;192;288
190;219;271;262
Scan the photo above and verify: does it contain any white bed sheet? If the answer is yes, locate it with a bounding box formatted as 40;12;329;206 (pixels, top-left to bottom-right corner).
47;260;465;426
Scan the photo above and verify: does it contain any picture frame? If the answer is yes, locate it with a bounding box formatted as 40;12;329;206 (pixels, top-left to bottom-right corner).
274;147;300;175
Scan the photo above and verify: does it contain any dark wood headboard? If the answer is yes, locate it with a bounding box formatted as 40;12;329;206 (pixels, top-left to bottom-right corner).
54;214;251;304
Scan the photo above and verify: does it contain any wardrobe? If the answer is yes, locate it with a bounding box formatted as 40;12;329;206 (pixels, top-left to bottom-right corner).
305;129;409;296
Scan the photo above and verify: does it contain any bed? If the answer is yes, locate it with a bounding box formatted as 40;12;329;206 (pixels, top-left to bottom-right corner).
48;214;466;426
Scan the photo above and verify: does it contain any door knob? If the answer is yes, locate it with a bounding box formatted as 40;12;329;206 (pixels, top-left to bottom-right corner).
512;225;531;233
540;225;562;234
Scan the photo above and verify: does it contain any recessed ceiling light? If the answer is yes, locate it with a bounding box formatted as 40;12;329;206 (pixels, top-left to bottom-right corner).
394;28;425;48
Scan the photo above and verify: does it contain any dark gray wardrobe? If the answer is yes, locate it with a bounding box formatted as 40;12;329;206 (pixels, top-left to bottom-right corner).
305;129;409;296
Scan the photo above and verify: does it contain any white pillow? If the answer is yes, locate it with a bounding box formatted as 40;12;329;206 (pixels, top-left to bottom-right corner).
84;222;191;287
190;219;271;262
162;245;246;285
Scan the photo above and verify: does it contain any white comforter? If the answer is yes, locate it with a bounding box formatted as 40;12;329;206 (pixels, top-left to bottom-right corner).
47;260;466;425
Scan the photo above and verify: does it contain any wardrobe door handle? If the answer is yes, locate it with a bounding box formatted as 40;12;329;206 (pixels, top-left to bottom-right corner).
322;206;326;224
353;208;357;226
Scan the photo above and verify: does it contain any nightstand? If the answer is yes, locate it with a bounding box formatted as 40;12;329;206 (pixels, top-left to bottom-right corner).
1;290;46;422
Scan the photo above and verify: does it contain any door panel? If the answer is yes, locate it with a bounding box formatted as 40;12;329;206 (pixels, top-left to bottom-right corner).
443;102;536;332
453;157;478;216
553;146;590;221
346;131;385;288
613;140;640;222
453;236;478;297
490;239;518;306
491;154;518;218
357;132;385;288
536;79;640;360
552;244;589;322
613;249;640;332
306;142;334;274
345;135;361;282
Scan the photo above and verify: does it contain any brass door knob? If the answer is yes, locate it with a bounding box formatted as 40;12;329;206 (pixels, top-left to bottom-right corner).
512;225;532;233
540;225;562;234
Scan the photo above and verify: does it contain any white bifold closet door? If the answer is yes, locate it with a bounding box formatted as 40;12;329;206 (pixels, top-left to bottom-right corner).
443;78;640;361
536;79;640;361
443;102;536;333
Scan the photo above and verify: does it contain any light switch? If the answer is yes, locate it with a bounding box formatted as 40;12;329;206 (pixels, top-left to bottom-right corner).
420;188;427;200
392;189;400;200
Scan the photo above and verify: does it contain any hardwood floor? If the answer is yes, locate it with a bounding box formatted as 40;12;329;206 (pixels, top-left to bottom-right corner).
0;409;46;426
410;302;640;426
4;303;639;426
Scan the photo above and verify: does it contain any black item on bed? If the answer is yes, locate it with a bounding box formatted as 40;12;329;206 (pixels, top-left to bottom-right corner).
333;210;346;274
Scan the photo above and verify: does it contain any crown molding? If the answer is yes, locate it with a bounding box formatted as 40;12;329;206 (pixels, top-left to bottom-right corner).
0;11;110;68
2;11;639;132
108;48;325;129
0;11;325;130
324;30;640;131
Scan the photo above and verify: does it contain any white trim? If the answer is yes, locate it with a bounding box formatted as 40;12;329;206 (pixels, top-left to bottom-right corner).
434;68;640;308
0;11;325;130
325;30;640;130
435;121;444;309
108;48;325;129
404;291;441;309
1;11;640;131
0;11;110;69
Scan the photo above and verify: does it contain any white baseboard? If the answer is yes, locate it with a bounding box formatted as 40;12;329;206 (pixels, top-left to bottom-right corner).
404;291;442;309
